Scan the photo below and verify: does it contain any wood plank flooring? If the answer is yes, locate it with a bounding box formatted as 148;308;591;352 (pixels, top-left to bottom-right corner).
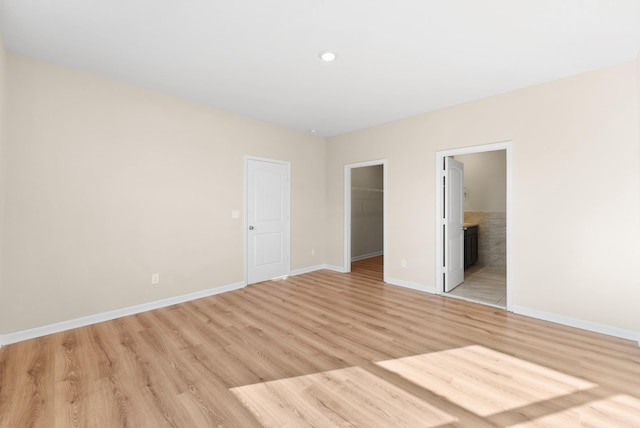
1;256;639;427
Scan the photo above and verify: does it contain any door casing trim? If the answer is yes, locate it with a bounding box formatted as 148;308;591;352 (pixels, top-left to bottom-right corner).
435;142;513;310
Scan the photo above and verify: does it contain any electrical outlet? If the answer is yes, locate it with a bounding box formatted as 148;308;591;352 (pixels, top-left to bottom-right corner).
151;274;160;285
400;259;407;268
311;248;315;256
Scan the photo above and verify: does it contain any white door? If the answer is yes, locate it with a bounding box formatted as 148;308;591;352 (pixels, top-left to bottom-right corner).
444;157;464;292
247;159;290;284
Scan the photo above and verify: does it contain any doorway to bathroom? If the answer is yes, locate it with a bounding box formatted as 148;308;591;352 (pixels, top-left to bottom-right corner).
436;142;512;310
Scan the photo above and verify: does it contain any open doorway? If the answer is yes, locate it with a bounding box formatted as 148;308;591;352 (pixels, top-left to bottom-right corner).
435;142;512;310
344;160;388;280
448;150;507;306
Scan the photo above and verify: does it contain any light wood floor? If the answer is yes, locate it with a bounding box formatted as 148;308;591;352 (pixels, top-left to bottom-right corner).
448;264;507;308
1;256;639;427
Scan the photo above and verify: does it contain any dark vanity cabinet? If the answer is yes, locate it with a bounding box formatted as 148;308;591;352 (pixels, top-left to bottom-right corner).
464;225;478;269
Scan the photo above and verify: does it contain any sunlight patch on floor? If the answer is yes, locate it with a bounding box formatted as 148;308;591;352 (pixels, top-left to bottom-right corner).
230;366;457;428
510;394;640;427
376;345;596;417
230;345;639;426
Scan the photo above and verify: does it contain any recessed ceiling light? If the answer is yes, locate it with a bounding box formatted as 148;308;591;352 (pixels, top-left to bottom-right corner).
319;50;336;62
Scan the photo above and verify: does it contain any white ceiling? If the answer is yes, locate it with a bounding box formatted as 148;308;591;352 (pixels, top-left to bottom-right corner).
1;0;640;137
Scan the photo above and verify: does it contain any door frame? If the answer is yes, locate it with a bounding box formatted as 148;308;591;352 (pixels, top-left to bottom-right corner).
435;141;513;310
344;159;388;281
244;155;291;285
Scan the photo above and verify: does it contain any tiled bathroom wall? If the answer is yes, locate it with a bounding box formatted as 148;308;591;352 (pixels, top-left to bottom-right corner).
464;211;506;268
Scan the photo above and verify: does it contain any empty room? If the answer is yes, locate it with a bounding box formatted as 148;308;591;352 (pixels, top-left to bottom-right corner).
1;1;640;426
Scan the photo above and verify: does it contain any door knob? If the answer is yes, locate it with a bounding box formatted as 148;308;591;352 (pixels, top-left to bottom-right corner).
249;226;255;230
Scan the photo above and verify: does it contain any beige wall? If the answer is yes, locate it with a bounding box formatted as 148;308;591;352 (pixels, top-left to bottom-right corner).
327;59;640;334
1;48;639;339
455;150;506;212
0;54;326;334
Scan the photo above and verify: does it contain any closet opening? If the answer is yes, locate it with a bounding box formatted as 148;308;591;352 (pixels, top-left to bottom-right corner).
344;160;387;281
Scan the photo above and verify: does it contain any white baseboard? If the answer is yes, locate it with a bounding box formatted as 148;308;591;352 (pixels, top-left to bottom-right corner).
0;281;246;347
323;264;347;273
385;277;436;294
290;265;325;276
351;251;384;262
513;305;640;345
291;264;349;276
